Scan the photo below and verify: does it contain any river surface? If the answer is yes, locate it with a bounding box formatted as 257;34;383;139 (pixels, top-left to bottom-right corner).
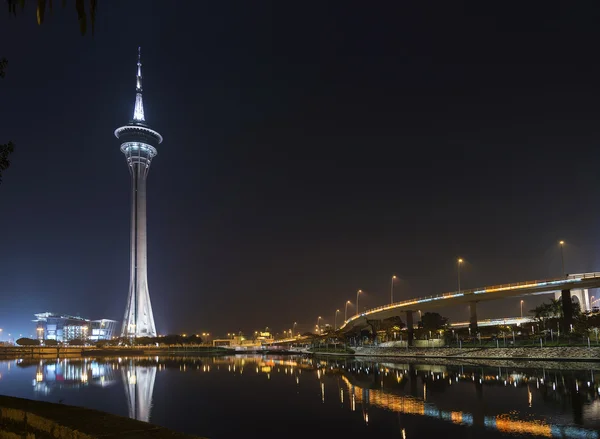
0;355;599;438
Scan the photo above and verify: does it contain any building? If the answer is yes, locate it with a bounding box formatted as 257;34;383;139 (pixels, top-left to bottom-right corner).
89;319;119;342
33;313;117;342
115;47;163;338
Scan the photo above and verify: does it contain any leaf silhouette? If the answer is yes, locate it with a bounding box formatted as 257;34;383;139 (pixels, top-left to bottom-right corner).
37;0;46;25
75;0;86;36
7;0;96;37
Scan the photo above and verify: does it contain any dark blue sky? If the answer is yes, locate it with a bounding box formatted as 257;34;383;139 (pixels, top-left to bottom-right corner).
2;1;600;338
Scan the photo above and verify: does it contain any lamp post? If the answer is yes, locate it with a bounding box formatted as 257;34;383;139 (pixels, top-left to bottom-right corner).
345;300;351;321
335;309;340;330
356;290;362;316
520;300;524;319
391;275;397;304
559;241;565;277
457;258;463;294
317;316;322;335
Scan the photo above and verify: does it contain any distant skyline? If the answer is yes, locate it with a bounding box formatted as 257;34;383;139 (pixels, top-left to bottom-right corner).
2;2;600;337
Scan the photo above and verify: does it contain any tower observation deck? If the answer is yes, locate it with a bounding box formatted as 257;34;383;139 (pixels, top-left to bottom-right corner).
115;47;162;338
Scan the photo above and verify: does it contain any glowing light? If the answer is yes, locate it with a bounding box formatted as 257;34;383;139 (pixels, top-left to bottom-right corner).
133;93;145;122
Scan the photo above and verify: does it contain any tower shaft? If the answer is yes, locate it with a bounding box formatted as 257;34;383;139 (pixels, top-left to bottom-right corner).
122;162;156;337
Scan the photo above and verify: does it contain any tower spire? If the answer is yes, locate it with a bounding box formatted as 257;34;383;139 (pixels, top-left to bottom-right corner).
133;46;145;122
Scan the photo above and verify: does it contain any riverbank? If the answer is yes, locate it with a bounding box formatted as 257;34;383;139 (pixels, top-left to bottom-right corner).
0;346;229;359
0;394;204;438
313;346;600;361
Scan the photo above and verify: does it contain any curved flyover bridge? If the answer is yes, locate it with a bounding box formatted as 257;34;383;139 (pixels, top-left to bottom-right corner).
339;272;600;345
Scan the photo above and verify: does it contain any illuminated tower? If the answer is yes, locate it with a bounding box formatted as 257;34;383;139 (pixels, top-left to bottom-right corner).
115;47;162;337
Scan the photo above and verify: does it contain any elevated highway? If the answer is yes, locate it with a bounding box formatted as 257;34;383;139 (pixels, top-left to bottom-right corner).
339;272;600;343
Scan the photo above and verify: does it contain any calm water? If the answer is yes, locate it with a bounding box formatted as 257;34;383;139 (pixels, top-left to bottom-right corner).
0;355;599;438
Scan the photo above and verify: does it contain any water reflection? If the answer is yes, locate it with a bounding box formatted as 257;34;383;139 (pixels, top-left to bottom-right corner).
32;359;118;395
329;359;600;438
121;359;156;422
2;355;599;438
26;357;157;422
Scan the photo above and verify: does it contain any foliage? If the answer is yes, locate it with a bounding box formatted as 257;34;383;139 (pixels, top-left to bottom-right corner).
111;334;207;346
421;312;449;331
44;339;58;346
7;0;98;36
530;298;581;329
573;312;600;335
16;337;40;346
68;338;85;346
0;58;13;185
0;141;15;185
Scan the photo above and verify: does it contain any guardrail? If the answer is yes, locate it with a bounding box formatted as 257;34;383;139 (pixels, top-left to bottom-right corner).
339;272;600;330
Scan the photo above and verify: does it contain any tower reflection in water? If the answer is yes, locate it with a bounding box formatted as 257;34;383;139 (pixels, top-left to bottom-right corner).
32;358;156;422
121;359;157;422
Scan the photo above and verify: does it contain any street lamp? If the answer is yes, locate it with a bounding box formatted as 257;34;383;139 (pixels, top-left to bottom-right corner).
335;309;340;330
345;300;351;321
391;275;397;304
559;241;565;277
418;310;422;320
457;258;463;294
520;300;524;318
356;290;363;316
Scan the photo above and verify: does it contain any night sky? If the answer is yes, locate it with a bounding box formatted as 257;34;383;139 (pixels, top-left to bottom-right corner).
2;1;600;338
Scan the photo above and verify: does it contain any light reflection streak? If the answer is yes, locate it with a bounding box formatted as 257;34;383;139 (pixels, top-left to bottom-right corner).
340;376;598;439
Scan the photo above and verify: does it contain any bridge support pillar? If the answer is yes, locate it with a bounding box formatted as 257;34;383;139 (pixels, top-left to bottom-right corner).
469;302;478;333
406;311;414;347
561;289;573;333
556;288;590;312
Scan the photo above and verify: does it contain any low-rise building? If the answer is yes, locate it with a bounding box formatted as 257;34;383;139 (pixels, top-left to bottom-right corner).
33;312;118;343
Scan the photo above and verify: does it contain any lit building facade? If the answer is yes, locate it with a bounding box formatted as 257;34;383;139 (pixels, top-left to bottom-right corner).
90;319;119;342
115;47;162;338
33;313;117;342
